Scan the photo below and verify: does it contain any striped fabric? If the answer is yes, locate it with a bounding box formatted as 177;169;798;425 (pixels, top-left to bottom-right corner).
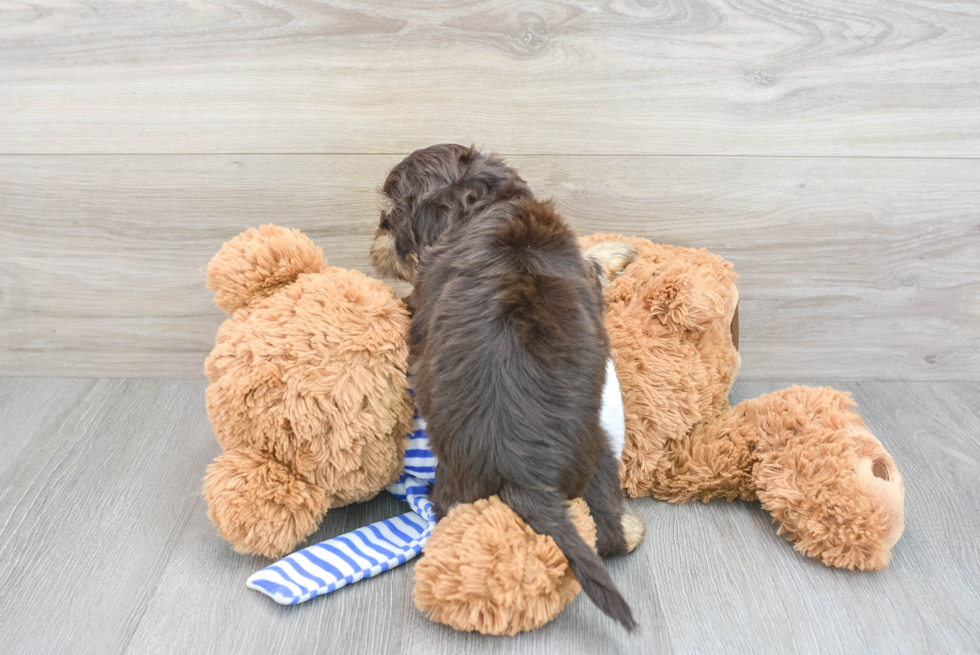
247;359;625;605
246;413;437;605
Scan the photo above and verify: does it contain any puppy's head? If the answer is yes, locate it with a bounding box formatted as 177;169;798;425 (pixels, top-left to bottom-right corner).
371;144;530;282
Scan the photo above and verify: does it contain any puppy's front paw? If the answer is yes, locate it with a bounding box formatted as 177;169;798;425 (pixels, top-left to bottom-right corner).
622;513;645;553
584;241;639;287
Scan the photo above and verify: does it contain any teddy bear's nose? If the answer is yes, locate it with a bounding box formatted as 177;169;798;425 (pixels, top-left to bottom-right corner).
872;460;890;481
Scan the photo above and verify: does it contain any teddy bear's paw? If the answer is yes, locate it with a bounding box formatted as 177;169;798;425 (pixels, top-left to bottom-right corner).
413;496;596;635
584;241;639;287
203;448;327;558
751;387;906;571
621;513;646;554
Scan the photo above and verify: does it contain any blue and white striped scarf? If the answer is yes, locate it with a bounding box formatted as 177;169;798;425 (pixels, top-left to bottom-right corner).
247;360;625;605
246;411;436;605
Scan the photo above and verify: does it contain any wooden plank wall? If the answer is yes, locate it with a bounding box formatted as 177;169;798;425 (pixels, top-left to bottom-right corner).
1;0;978;379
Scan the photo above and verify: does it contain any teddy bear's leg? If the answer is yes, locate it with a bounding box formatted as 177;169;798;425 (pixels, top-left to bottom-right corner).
413;496;598;635
204;447;328;558
583;446;645;556
649;387;905;570
749;386;905;571
647;402;761;504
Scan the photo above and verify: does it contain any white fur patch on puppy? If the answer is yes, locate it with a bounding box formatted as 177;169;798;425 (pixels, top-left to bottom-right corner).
601;359;626;461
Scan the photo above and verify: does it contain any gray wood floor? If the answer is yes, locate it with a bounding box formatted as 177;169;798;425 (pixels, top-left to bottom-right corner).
1;377;977;654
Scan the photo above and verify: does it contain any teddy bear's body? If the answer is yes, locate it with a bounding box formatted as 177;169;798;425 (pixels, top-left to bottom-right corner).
203;225;413;558
581;234;742;499
202;225;905;634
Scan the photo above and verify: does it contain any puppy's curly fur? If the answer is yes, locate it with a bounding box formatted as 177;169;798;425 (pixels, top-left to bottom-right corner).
370;144;532;284
371;144;640;631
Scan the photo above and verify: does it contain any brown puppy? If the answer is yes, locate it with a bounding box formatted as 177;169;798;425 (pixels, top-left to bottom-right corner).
371;145;642;631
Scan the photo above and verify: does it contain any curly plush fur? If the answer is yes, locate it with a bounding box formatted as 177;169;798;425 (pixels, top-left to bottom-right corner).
203;225;414;558
750;386;905;570
202;223;905;638
580;232;904;571
413;497;598;636
579;233;741;498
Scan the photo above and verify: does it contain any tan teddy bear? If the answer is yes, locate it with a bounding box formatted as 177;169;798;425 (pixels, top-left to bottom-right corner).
202;225;413;558
201;225;905;635
583;234;905;571
412;234;905;634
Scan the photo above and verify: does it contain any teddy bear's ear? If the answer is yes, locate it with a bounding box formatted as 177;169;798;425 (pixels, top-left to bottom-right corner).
646;271;730;333
207;225;324;313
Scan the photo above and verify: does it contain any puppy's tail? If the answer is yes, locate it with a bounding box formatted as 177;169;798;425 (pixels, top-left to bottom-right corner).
499;483;637;632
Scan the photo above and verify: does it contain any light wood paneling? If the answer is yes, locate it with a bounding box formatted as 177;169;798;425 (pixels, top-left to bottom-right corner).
1;155;977;379
1;378;977;653
1;0;978;156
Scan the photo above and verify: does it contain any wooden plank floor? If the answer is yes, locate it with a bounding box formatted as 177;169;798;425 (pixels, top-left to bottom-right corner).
1;377;977;654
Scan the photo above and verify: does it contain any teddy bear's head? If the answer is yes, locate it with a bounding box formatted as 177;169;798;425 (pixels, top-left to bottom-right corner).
202;225;413;558
580;234;741;497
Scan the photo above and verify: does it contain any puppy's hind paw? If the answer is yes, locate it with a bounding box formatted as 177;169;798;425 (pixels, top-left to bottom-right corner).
622;513;645;553
584;241;639;287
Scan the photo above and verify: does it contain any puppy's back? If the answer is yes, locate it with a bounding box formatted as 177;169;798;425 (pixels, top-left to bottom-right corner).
412;197;636;629
413;197;608;483
493;200;604;352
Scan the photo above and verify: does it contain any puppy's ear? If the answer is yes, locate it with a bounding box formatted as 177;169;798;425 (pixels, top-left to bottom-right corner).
376;186;395;216
371;187;420;282
370;227;418;283
412;187;466;247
